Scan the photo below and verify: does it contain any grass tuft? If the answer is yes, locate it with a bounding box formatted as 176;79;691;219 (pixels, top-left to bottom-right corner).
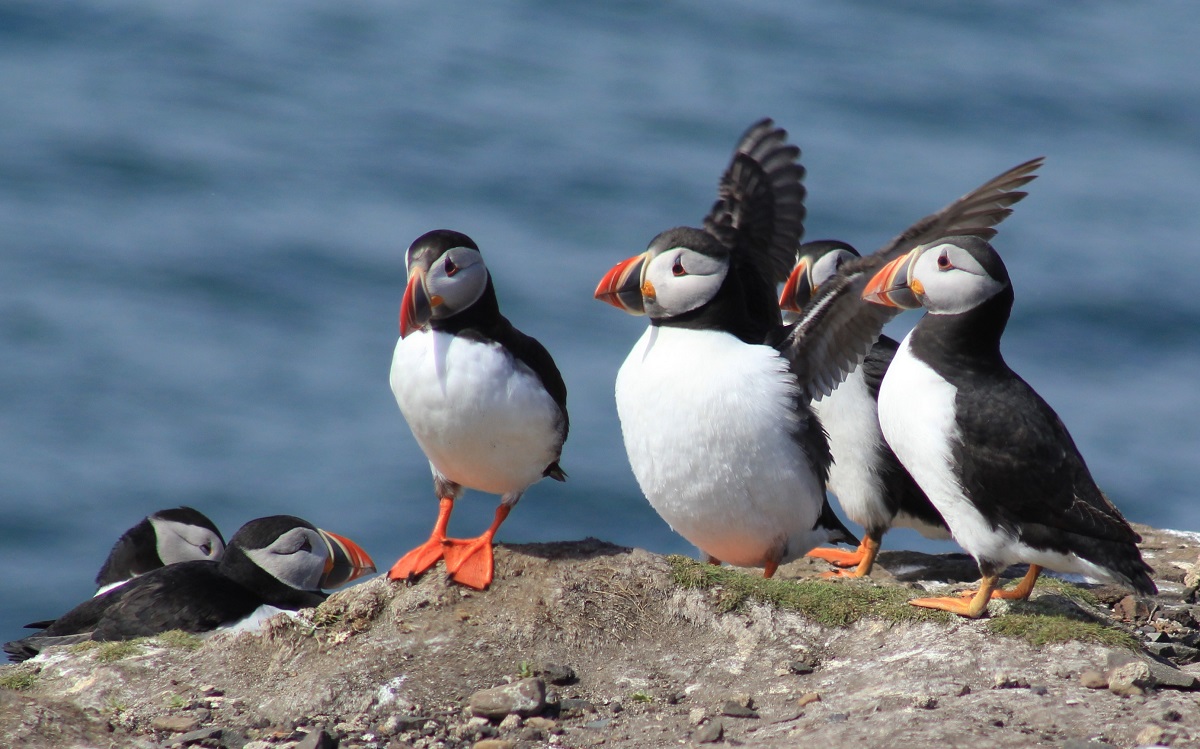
988;598;1139;649
0;669;38;691
668;556;954;627
155;630;203;651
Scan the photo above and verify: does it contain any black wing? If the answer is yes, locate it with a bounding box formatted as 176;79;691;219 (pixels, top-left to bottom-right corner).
952;375;1155;594
775;157;1043;402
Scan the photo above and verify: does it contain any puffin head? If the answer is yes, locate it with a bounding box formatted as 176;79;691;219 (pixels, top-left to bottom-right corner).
593;227;731;321
779;239;860;316
862;235;1010;314
227;516;376;593
400;230;491;337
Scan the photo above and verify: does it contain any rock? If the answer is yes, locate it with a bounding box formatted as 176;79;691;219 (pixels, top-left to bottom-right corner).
1183;556;1200;590
1113;595;1152;621
472;740;515;749
295;728;337;749
539;664;577;686
1061;741;1118;749
175;726;223;745
1079;670;1108;689
827;713;849;724
467;678;547;720
720;700;759;719
992;673;1030;689
1107;651;1198;690
525;717;559;734
787;659;816;675
1134;724;1165;746
558;698;596;716
694;718;723;744
913;696;938;710
152;715;202;733
796;692;821;708
1107;661;1152;697
498;714;523;731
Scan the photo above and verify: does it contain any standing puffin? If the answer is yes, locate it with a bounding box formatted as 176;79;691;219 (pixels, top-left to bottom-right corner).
5;515;374;661
94;506;225;595
388;229;568;590
596;120;1044;578
862;235;1157;617
781;242;949;577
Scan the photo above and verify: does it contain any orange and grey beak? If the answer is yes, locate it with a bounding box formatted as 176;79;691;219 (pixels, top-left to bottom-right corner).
319;529;376;588
862;249;923;309
779;256;815;313
399;269;440;338
594;253;648;315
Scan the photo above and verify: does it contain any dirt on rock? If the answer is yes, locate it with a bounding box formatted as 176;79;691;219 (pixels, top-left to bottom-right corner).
3;527;1200;749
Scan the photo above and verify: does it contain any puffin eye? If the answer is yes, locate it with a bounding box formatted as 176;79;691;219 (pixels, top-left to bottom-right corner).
936;252;952;270
199;542;212;556
444;257;459;277
672;256;686;277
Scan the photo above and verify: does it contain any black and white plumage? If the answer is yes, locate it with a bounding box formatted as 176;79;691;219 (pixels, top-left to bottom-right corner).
862;234;1156;617
94;506;225;595
388;229;568;590
5;516;375;661
781;241;948;577
595;119;855;576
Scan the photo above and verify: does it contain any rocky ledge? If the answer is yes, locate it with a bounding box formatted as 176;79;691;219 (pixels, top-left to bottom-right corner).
3;525;1200;749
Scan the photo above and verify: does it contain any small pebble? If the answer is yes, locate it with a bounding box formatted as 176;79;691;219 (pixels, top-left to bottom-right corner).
540;663;577;686
796;692;821;708
826;713;849;724
787;659;815;675
1079;671;1108;689
1030;685;1048;696
688;708;706;726
295;728;337;749
720;701;759;719
498;714;522;731
694;718;723;744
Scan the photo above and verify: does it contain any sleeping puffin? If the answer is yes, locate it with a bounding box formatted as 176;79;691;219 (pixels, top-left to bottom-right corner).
387;229;568;590
94;506;225;595
595;117;1040;578
780;242;949;577
5;516;374;661
862;235;1156;617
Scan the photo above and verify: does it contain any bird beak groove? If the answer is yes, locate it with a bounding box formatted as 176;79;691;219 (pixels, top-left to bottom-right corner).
318;529;376;588
779;256;814;313
862;250;923;309
400;269;433;337
594;254;648;315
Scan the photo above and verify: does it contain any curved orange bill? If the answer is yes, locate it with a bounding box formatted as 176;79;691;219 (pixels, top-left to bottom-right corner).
399;269;436;338
319;529;377;588
862;249;922;309
779;256;813;313
594;254;647;315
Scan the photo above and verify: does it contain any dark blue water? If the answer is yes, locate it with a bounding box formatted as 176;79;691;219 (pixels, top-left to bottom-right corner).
3;1;1199;639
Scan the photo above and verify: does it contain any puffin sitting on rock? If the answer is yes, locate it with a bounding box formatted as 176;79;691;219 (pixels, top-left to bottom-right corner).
93;506;226;595
862;234;1157;617
5;515;373;661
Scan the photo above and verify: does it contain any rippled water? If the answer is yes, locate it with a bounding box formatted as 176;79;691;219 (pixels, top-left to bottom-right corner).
3;1;1199;638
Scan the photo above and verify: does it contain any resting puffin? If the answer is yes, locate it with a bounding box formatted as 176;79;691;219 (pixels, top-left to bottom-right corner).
94;506;225;595
596;120;1043;578
780;242;950;577
862;235;1157;617
5;515;374;661
388;229;568;590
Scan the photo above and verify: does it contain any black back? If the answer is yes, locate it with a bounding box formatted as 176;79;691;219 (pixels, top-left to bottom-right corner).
94;506;223;588
908;278;1155;594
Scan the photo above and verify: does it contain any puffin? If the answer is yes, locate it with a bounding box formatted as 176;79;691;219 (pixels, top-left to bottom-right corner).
595;118;1043;578
862;234;1157;617
387;229;568;590
5;515;374;661
94;506;225;595
780;242;950;577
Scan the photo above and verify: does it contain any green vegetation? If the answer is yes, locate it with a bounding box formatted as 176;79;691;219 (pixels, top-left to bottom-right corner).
517;661;535;679
629;690;654;703
668;556;953;626
0;669;38;691
155;630;203;651
669;556;1137;648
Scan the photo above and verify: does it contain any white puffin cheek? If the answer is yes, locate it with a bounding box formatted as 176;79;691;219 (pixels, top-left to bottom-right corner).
643;251;728;316
916;252;1007;316
427;258;488;317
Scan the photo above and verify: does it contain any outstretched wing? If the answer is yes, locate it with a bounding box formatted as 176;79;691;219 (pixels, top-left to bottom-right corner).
702;118;807;286
775;157;1044;401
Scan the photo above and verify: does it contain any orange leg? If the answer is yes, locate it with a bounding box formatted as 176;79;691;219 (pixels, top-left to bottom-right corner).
819;535;882;579
763;559;779;579
910;571;999;619
442;505;512;590
956;564;1042;601
388;497;454;582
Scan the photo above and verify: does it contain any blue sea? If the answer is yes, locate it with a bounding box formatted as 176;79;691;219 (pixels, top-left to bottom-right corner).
3;1;1199;640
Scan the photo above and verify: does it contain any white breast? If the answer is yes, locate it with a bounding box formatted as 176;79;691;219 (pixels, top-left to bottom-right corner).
391;331;562;496
879;335;1124;582
812;367;892;532
614;327;826;568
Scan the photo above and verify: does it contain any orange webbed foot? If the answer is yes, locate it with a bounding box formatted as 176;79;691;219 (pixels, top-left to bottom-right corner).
443;536;496;590
911;571;1000;619
387;538;447;582
805;546;865;568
